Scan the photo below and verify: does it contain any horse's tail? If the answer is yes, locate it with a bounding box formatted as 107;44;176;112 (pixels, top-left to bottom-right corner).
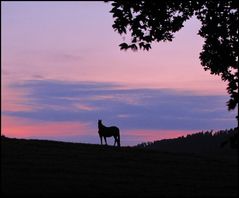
117;129;121;147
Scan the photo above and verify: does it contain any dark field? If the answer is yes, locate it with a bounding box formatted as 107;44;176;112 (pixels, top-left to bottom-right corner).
1;137;238;197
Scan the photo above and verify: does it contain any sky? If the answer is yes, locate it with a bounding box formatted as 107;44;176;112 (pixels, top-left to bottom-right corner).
1;1;237;146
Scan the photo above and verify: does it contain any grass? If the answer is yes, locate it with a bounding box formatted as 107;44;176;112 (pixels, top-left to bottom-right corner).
1;137;238;197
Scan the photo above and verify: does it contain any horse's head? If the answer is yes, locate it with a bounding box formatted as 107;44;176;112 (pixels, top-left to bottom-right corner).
98;120;102;127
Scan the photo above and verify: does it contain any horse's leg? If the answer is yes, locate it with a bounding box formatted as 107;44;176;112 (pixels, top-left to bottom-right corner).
113;136;116;146
100;136;102;145
104;137;107;145
117;134;120;147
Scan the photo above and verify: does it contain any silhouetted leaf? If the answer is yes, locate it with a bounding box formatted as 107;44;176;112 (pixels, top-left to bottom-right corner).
119;42;129;50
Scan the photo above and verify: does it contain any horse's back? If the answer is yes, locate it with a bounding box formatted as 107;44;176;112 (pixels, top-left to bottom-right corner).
99;126;119;137
110;126;120;134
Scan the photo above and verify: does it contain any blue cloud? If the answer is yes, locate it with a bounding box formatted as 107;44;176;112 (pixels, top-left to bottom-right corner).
4;79;237;131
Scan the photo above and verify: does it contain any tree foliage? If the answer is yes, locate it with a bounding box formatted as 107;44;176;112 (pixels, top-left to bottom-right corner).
109;0;238;113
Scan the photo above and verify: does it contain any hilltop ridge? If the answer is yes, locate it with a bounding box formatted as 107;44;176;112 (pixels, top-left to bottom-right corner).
1;135;238;197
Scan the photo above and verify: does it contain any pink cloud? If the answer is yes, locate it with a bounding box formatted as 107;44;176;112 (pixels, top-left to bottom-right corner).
73;103;99;111
1;115;94;138
1;82;34;112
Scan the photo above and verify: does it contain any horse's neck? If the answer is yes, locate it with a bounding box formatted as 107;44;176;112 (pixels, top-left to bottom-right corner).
98;123;106;130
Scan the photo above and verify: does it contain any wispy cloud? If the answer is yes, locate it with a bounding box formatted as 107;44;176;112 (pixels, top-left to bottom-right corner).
3;79;237;131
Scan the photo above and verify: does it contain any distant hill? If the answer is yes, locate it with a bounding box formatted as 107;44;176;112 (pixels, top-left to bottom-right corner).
1;135;238;197
135;128;238;155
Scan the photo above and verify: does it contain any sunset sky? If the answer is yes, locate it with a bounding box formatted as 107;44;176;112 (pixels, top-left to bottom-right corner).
2;1;237;146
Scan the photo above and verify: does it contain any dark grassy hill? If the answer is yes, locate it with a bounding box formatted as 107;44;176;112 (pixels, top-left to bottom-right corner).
1;137;238;197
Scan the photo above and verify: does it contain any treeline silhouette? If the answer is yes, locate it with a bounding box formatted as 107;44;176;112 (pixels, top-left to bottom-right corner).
136;128;238;155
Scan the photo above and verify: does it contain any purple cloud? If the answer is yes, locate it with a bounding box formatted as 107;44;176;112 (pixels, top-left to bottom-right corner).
4;79;237;132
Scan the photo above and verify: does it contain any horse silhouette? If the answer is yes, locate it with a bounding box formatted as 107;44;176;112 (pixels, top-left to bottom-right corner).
98;120;120;147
